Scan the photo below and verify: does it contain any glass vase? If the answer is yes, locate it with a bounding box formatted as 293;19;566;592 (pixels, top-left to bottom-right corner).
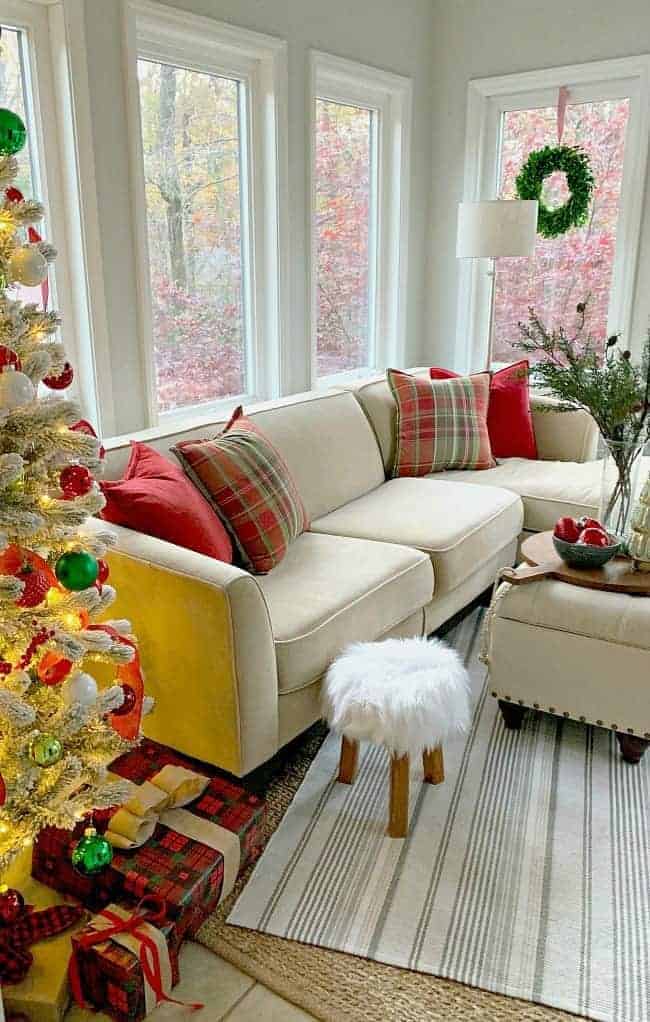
598;439;645;541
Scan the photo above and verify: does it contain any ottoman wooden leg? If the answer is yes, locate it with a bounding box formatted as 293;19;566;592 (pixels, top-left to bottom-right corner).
616;732;650;764
338;736;359;784
423;745;444;784
499;699;527;730
388;753;409;838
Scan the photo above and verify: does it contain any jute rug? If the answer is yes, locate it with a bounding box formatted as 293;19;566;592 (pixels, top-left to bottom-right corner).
200;608;649;1021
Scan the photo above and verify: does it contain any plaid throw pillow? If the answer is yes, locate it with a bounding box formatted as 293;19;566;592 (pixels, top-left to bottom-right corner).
173;407;309;574
387;368;495;476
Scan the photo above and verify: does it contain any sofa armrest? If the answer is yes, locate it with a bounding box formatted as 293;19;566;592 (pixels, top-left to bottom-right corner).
530;393;599;463
86;520;279;776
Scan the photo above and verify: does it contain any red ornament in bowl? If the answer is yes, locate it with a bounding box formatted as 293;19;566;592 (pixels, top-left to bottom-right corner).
578;527;611;548
553;516;581;543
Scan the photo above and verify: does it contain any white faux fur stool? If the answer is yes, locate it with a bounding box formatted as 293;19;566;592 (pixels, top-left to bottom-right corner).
323;636;471;838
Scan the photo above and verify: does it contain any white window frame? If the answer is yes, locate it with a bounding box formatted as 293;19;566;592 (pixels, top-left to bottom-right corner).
457;55;650;374
0;0;102;426
309;50;412;388
124;0;288;428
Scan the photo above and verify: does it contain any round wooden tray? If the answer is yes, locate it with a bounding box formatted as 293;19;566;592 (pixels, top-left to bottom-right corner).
500;530;650;595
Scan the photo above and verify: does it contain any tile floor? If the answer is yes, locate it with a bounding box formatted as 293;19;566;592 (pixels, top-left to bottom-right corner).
67;941;316;1021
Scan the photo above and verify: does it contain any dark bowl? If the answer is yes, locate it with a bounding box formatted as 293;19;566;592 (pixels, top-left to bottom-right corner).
552;532;622;569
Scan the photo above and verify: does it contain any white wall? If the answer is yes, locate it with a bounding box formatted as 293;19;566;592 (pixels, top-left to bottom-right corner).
80;0;435;435
425;0;650;369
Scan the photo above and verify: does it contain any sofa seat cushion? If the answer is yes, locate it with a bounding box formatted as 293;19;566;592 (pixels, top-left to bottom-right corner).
257;532;433;695
436;458;602;533
311;478;523;596
492;576;650;651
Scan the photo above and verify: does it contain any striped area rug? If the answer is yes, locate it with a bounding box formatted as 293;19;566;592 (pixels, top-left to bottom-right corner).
229;609;650;1022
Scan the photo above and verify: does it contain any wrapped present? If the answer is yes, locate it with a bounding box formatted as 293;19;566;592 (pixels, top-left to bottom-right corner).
69;900;198;1022
109;739;266;870
32;740;265;937
2;850;87;1022
32;822;117;910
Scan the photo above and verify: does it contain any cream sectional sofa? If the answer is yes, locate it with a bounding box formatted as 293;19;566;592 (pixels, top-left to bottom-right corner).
93;370;601;776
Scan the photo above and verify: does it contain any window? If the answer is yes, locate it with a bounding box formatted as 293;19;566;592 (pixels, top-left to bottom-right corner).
458;58;650;371
0;2;99;424
493;98;630;362
137;59;250;413
311;52;412;385
314;99;377;378
127;1;288;424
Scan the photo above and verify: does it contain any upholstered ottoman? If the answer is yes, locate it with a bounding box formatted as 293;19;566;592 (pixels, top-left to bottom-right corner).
323;637;471;837
482;577;650;762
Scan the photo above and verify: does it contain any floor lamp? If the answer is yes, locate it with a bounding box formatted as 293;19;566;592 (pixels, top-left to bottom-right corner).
456;199;538;367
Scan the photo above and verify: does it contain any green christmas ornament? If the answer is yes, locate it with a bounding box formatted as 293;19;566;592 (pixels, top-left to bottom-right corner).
0;109;26;156
55;550;99;591
71;827;113;877
29;732;63;767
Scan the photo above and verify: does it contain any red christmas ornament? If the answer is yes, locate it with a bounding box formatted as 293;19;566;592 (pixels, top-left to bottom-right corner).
0;885;25;926
5;186;23;204
71;419;105;459
0;772;5;806
37;650;73;686
0;345;21;373
111;683;137;717
97;558;109;585
16;565;52;608
60;464;93;499
0;545;58;609
43;362;73;390
27;227;41;244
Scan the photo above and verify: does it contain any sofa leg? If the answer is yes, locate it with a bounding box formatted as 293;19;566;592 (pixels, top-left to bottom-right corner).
498;700;527;730
338;735;359;784
616;732;650;764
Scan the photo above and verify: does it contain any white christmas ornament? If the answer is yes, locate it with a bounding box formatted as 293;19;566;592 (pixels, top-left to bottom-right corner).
9;244;48;286
62;670;98;707
0;367;35;411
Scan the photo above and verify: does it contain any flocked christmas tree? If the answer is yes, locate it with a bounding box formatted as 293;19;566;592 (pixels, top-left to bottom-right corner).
0;105;149;875
627;472;650;572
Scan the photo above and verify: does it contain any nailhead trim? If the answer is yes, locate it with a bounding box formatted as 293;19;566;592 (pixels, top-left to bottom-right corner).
490;697;647;738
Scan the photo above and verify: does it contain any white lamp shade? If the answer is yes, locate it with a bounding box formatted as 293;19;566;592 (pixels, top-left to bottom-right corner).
456;199;538;258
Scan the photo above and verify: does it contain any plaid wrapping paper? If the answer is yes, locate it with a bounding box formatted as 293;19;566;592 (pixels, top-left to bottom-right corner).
32;823;118;910
32;739;265;937
71;909;181;1022
387;368;495;476
173;405;309;573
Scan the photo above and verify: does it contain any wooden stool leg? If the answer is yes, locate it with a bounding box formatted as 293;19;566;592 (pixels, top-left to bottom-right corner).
423;745;444;784
338;736;359;784
388;753;409;838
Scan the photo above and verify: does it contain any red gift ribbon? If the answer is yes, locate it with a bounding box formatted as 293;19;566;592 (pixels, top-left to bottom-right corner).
68;897;203;1013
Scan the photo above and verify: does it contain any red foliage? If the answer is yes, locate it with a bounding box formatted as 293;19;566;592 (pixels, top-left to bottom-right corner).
493;98;630;362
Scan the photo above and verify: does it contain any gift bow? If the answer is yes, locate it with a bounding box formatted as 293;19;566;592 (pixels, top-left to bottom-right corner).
0;902;84;985
68;898;203;1014
107;764;241;903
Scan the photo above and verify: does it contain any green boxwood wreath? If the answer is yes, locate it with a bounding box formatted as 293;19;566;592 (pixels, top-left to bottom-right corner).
515;144;594;239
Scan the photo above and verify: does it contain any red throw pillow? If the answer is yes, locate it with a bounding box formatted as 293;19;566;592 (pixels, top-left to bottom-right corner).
100;442;233;562
173;407;309;574
387;368;495;476
430;361;538;459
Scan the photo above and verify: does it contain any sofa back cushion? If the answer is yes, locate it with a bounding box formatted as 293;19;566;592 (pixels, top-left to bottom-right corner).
103;390;385;521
